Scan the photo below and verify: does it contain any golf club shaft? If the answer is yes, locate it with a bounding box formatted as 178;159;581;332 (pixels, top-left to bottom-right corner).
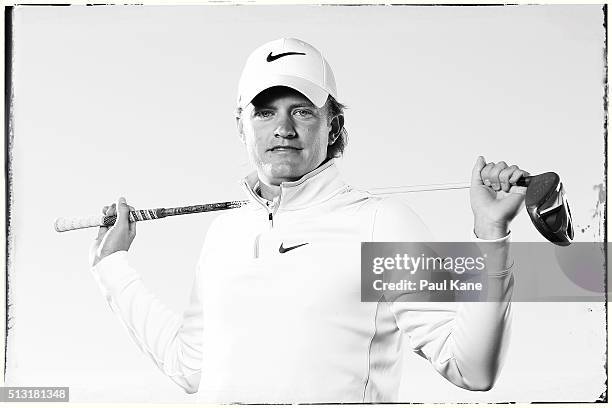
54;176;533;233
365;175;530;195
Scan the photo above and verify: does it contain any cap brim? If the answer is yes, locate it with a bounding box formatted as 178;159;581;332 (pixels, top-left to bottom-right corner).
238;74;330;109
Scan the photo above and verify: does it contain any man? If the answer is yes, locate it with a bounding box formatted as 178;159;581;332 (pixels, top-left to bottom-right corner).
90;38;527;403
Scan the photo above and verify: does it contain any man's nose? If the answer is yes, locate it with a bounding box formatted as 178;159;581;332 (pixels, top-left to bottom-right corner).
274;115;297;138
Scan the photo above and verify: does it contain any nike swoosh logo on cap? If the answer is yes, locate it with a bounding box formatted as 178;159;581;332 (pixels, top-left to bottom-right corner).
266;52;306;62
279;242;309;253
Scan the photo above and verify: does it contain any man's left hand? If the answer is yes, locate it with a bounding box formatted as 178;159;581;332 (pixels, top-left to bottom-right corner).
470;156;529;240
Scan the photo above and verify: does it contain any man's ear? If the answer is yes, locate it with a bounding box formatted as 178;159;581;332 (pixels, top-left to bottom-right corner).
328;114;344;145
236;115;245;144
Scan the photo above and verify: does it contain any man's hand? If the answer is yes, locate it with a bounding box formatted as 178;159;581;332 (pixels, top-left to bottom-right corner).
89;197;137;267
470;156;529;240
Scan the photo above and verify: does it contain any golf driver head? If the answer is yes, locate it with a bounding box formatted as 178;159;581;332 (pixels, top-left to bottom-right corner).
524;172;574;246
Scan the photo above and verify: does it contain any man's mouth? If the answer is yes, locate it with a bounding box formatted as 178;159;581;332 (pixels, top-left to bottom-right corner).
268;146;302;152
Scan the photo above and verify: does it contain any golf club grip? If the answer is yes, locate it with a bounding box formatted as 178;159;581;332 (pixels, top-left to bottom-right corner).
101;208;166;227
98;203;249;227
53;210;161;232
54;201;250;232
54;208;170;232
54;215;106;232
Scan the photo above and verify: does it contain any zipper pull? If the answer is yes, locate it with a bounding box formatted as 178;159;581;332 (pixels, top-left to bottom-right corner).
268;195;280;228
267;196;279;228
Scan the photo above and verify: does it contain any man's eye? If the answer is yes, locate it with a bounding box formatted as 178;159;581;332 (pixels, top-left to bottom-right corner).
254;110;273;118
294;109;314;117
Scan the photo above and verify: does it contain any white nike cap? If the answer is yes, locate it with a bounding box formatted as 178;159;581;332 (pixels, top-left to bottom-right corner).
237;38;337;109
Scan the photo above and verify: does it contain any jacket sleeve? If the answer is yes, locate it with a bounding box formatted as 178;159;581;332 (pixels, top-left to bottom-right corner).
91;250;204;394
372;197;513;391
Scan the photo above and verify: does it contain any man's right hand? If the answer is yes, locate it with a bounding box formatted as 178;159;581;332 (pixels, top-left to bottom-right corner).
89;197;137;267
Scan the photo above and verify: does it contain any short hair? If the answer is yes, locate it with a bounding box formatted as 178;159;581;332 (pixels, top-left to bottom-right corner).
235;93;349;159
324;95;348;159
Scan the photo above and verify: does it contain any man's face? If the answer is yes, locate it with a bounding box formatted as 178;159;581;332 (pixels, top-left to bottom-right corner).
238;86;334;186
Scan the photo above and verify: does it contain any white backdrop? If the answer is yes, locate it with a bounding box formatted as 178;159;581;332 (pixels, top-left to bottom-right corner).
5;4;607;402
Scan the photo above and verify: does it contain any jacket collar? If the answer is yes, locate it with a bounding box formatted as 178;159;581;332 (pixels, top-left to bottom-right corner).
241;159;348;211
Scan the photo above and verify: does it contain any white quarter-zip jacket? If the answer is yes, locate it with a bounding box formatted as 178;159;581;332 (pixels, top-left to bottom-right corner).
92;160;514;403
